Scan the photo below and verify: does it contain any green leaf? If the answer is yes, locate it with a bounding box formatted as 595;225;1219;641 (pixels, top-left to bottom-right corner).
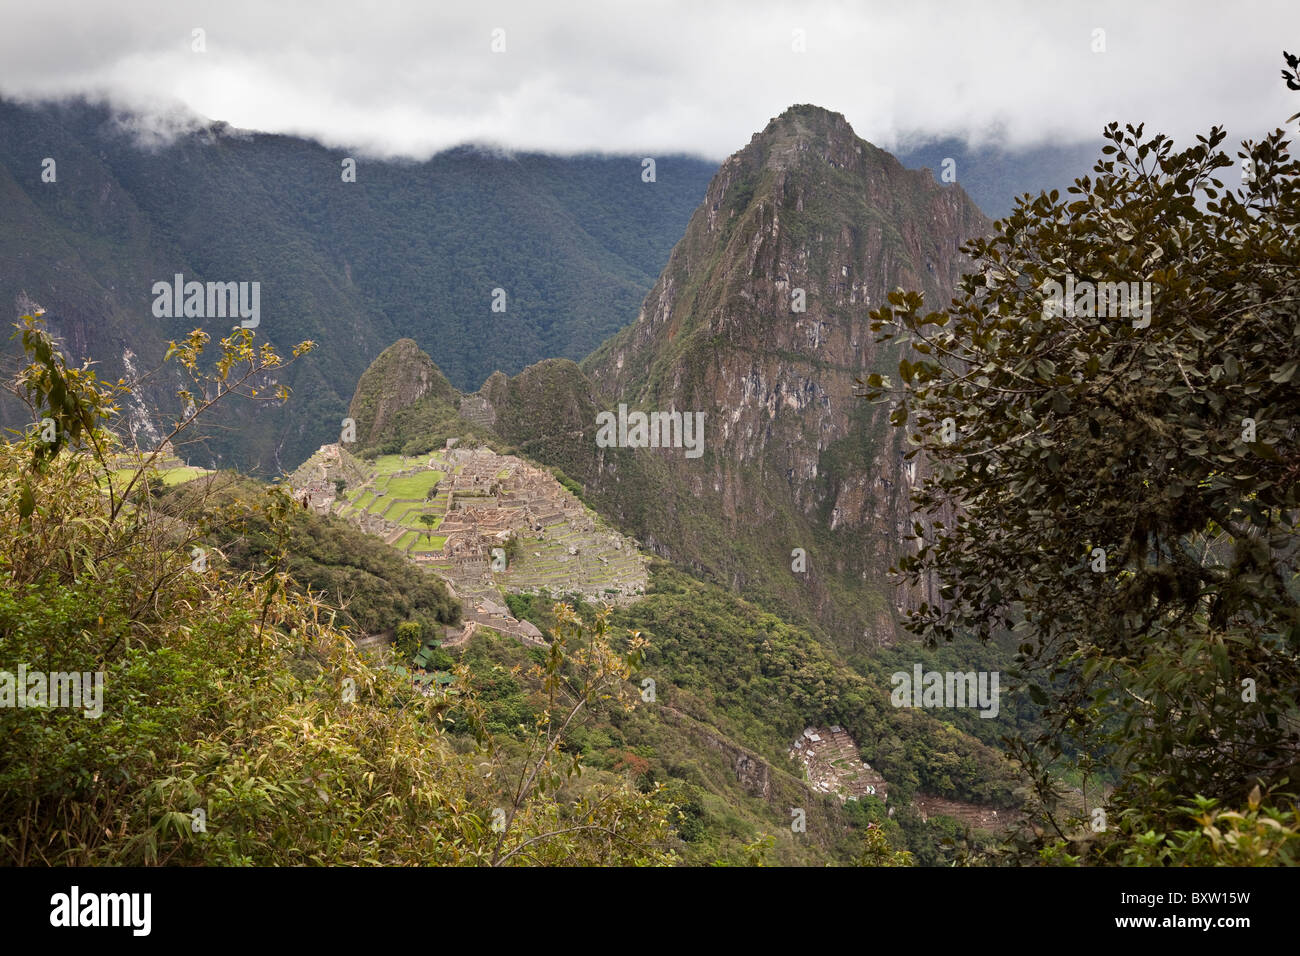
1269;360;1297;383
18;483;35;519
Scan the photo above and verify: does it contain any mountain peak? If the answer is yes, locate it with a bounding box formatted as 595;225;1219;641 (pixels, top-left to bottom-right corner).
348;338;459;450
761;103;853;138
576;104;991;637
746;103;882;173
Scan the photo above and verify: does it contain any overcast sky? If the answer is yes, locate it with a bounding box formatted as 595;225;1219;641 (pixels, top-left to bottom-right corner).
0;0;1296;159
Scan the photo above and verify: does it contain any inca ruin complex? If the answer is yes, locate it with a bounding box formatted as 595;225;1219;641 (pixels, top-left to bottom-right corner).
287;442;648;616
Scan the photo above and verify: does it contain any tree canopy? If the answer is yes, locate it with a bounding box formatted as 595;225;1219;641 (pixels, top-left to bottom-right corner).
861;67;1300;863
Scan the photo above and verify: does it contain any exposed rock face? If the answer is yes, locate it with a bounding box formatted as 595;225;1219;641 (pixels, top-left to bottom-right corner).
346;105;990;645
573;105;990;643
656;706;774;800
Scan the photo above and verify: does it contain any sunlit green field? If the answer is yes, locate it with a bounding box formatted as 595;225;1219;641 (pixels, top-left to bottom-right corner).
104;465;210;488
160;466;210;486
372;454;426;476
386;501;445;530
384;470;445;498
396;530;447;552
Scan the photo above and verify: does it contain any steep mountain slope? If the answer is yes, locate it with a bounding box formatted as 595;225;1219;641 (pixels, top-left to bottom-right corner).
317;323;1026;863
483;105;992;644
346;338;465;452
0;98;715;473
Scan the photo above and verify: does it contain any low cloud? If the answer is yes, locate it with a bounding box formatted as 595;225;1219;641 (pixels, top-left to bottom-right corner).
1;0;1294;158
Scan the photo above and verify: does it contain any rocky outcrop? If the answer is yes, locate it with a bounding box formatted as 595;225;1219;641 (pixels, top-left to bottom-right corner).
573;105;990;642
655;706;775;800
346;105;990;644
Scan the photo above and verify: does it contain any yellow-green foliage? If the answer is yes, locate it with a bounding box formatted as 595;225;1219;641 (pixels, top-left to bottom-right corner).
0;317;677;866
1038;787;1300;867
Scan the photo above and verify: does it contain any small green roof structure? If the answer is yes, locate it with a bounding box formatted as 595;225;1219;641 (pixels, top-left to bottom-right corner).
411;637;443;670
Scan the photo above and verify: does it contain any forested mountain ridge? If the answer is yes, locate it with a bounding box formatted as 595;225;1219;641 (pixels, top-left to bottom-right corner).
0;96;1099;479
0;98;717;473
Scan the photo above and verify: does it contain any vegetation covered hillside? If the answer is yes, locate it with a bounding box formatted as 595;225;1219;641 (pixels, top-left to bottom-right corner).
1;312;1030;866
0;317;679;866
169;473;463;640
310;333;1025;863
0;99;717;474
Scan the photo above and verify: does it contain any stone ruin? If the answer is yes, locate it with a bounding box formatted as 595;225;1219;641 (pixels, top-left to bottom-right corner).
288;442;648;624
789;725;890;804
284;442;370;515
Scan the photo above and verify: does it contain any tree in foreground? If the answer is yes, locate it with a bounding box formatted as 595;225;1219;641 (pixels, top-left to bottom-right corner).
861;61;1300;864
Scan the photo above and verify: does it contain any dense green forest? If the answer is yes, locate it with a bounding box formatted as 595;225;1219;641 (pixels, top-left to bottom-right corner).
500;569;1016;864
0;99;717;474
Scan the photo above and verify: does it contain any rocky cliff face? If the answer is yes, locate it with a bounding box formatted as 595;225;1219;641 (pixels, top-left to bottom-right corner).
350;105;991;646
573;105;990;644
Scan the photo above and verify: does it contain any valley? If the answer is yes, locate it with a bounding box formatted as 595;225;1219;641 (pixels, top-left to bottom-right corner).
5;55;1294;871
